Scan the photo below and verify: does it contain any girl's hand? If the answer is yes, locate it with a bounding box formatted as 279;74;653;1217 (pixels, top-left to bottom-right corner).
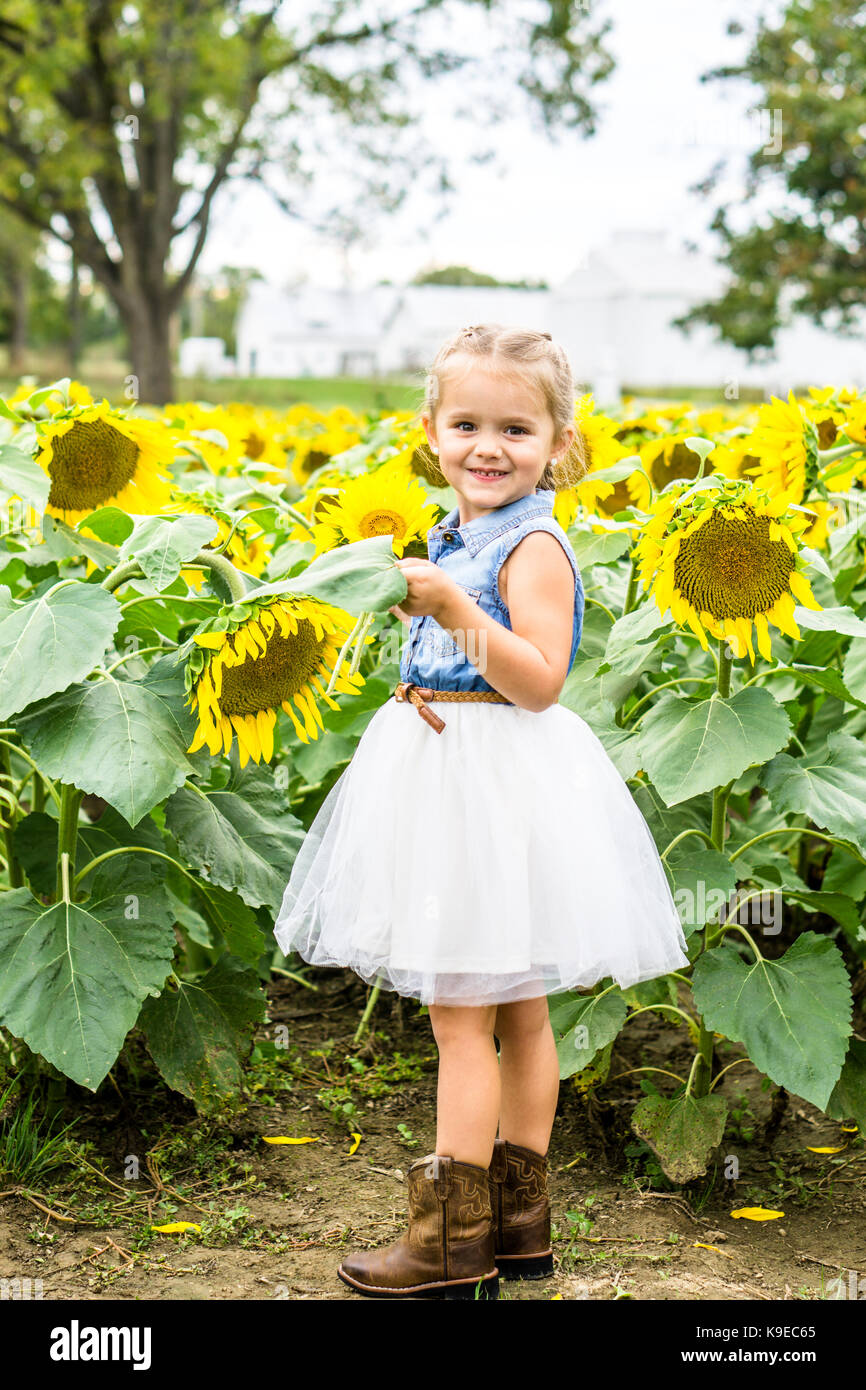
391;557;459;621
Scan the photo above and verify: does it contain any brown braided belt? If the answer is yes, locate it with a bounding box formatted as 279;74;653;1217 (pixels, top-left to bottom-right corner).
394;680;513;734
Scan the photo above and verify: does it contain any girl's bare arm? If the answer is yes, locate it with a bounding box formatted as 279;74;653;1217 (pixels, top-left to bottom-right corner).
432;532;575;711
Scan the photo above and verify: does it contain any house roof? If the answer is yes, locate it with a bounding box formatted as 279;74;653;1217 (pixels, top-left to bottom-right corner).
559;227;725;298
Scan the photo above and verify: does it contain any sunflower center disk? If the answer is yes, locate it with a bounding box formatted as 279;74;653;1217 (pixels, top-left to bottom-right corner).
673;509;795;619
217;621;326;717
360;509;406;538
47;419;141;510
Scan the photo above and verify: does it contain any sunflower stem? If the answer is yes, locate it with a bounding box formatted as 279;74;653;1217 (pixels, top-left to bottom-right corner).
692;637;734;1099
325;612;367;696
354;980;382;1044
55;784;83;902
0;742;23;887
621;558;639;617
816;441;861;465
348;612;376;676
103;550;248;603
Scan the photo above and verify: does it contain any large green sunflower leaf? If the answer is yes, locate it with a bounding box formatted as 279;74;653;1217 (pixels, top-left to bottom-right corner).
139;954;266;1109
40;515;119;567
637;687;792;807
782;663;866;710
824;1037;866;1134
690;933;852;1110
0;581;121;719
666;844;737;934
793;605;866;639
0;885;176;1090
118;513;220;591
548;989;628;1080
631;1092;728;1184
842;636;866;703
16;675;198;827
604;601;672;673
235;534;407;615
194;882;266;965
0;443;50;510
761;731;866;856
164;777;305;911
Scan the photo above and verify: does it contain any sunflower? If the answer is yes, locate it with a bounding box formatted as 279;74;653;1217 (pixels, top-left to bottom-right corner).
223;403;291;476
798;497;843;550
164;402;255;475
308;466;439;557
742;391;820;505
839;398;866;448
633;478;821;662
36;399;176;525
638;430;712;494
185;596;368;762
5;378;95;418
162;489;272;588
285;406;365;487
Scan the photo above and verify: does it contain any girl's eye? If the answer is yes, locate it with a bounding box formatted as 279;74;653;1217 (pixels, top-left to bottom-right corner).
506;426;527;435
455;422;475;431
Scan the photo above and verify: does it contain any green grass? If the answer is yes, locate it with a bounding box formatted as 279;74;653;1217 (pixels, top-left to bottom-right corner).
0;361;424;416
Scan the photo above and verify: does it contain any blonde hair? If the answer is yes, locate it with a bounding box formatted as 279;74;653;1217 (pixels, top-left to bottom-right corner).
417;323;588;492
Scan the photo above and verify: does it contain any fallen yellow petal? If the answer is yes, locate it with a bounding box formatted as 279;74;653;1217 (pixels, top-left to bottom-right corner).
262;1136;319;1145
805;1145;845;1154
348;1133;362;1156
693;1242;733;1259
730;1207;784;1221
151;1222;202;1234
550;1293;563;1300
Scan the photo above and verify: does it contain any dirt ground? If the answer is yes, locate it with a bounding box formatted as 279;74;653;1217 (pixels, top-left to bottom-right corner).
1;972;864;1303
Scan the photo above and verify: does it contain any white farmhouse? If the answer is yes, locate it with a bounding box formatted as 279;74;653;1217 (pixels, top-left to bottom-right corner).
230;228;866;398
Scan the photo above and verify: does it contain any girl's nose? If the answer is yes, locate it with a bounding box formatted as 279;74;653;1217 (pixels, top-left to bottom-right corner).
474;436;503;458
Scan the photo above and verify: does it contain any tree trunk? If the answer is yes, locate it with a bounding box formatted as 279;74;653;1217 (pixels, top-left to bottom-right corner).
121;291;176;405
8;264;29;375
67;253;83;377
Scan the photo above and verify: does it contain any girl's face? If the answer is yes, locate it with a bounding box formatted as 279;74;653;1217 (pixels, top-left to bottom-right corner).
422;358;574;520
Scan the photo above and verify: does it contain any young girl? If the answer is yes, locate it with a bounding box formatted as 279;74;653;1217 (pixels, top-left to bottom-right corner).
273;324;690;1300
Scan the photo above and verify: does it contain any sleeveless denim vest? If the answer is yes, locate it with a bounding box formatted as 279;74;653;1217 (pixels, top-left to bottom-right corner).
399;488;584;695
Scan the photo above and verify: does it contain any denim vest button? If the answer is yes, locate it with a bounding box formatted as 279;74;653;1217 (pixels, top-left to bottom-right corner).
442;531;456;542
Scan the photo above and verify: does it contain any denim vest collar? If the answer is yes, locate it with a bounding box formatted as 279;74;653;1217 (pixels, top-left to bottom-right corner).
428;489;556;560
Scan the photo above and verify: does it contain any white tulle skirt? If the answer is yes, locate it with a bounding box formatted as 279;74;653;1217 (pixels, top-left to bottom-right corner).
273;695;691;1006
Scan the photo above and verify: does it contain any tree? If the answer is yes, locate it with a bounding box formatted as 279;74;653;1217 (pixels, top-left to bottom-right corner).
412;265;549;288
676;1;866;355
180;266;263;358
0;1;615;403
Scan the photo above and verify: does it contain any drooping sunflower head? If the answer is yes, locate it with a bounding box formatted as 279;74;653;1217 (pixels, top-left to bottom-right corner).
184;595;369;764
309;465;440;558
638;431;712;493
37;399;177;524
633;477;822;663
742;390;820;505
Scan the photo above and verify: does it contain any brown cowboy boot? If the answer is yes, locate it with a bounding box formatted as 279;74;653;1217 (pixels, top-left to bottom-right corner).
488;1138;554;1279
337;1153;499;1299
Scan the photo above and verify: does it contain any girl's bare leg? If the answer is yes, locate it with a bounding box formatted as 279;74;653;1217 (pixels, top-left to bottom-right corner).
493;996;559;1154
427;1003;500;1168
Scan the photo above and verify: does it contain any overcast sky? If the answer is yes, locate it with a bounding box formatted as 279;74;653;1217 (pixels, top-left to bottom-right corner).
195;1;783;291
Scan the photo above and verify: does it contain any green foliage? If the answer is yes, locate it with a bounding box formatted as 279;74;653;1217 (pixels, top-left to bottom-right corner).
679;0;866;351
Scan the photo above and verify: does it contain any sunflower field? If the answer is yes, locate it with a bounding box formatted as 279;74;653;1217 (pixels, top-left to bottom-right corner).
0;378;864;1182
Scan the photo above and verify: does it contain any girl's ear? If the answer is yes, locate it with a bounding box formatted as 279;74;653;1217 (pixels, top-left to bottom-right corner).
554;423;576;459
421;413;438;452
